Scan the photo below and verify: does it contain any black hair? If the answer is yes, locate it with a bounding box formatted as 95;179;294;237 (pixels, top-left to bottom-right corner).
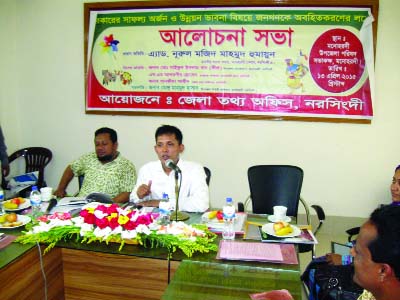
155;125;183;144
368;205;400;279
95;127;118;143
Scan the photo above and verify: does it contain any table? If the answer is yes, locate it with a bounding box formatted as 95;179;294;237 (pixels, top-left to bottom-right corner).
0;213;302;300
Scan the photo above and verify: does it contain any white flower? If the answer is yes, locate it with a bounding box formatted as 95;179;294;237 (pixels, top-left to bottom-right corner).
32;223;54;233
72;216;85;226
80;222;94;233
93;226;112;238
136;224;151;235
110;226;123;235
94;210;107;219
121;230;137;240
116;206;130;216
49;219;73;227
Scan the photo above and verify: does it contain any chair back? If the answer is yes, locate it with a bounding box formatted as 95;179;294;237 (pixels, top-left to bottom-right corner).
247;165;303;217
204;166;211;186
1;147;52;189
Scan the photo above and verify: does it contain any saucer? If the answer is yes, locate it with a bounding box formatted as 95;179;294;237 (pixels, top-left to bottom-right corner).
268;215;291;223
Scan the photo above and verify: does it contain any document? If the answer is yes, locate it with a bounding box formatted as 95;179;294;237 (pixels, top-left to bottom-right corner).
50;197;87;214
217;240;283;262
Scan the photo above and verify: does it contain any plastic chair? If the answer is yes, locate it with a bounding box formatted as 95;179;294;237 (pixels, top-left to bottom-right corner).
238;165;325;257
1;147;52;192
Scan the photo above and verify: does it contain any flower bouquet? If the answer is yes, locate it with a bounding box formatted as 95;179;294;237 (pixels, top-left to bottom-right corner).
15;202;217;257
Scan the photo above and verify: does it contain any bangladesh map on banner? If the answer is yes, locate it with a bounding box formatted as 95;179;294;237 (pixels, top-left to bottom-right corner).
86;7;375;121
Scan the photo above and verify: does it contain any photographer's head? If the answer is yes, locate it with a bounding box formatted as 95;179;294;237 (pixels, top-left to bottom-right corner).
352;205;400;299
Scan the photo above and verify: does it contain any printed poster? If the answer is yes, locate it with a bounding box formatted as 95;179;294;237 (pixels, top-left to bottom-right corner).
86;7;375;121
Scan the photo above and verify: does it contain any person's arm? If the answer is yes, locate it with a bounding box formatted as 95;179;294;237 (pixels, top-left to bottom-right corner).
0;127;10;177
54;166;74;198
326;253;353;265
112;192;131;203
326;253;343;265
179;164;209;213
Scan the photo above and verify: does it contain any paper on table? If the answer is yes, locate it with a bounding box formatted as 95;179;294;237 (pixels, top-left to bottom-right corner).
243;222;262;240
0;234;17;250
57;197;87;206
50;197;87;214
217;240;283;262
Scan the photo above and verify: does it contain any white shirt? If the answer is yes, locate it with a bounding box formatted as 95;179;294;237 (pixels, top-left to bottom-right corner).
130;159;209;212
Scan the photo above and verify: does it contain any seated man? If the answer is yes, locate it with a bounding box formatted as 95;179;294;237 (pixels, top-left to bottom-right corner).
130;125;209;212
351;205;400;300
54;127;136;203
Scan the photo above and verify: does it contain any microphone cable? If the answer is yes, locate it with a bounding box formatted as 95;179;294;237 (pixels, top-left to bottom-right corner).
36;241;48;300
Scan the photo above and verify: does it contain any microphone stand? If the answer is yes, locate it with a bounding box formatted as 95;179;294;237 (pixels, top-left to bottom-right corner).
171;170;189;222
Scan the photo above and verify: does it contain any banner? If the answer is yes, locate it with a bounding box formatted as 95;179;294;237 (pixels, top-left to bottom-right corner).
86;7;375;121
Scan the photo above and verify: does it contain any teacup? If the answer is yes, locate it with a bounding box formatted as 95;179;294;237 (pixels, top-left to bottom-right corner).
40;187;53;201
273;205;287;221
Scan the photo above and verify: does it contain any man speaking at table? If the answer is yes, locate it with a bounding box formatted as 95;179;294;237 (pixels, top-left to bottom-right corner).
54;127;136;203
130;125;209;212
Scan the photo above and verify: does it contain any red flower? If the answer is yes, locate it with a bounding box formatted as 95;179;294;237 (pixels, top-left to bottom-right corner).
52;212;71;220
95;217;109;229
123;220;137;230
107;204;119;213
96;205;109;214
83;213;96;225
37;215;49;222
136;214;152;225
108;217;120;230
80;209;90;217
127;211;136;219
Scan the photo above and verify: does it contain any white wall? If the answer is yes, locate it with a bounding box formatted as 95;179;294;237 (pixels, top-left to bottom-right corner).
0;0;398;217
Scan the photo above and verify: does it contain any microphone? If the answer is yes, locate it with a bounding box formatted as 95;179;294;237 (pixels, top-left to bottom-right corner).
165;159;181;173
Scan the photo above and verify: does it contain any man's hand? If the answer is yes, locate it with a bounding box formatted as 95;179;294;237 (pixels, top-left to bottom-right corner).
136;180;152;199
54;188;67;199
54;166;74;198
326;253;343;265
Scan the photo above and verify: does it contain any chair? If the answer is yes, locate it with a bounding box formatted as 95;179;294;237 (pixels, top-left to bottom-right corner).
1;147;52;192
204;166;211;186
346;226;360;242
239;165;325;257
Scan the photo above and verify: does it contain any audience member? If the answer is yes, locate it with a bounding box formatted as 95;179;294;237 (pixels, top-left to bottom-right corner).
351;205;400;300
130;125;209;212
0;126;10;177
54;127;136;203
327;164;400;265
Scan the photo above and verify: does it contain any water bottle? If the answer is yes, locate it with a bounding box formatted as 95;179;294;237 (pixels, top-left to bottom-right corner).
30;185;42;217
158;193;170;225
222;197;236;240
0;187;4;214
